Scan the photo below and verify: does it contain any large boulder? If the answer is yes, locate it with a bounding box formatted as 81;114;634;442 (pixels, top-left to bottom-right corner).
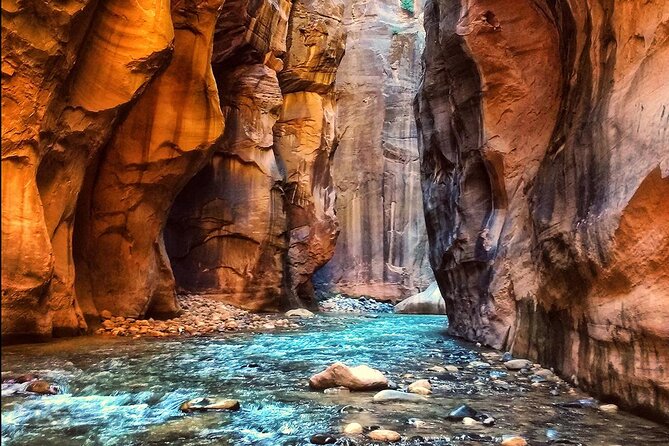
309;362;388;390
394;282;445;315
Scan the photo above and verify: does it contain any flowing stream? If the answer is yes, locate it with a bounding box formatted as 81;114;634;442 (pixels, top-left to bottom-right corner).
2;314;668;445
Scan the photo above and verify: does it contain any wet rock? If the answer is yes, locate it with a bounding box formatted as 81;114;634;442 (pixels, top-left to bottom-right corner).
429;366;447;373
25;380;59;395
387;380;399;390
557;398;598;409
504;359;532;371
100;310;113;320
445;365;459;373
501;436;528;446
367;429;401;442
408;379;432;395
340;405;365;413
501;352;513;362
373;390;427;403
324;386;350;395
469;361;491;368
446;404;481;421
407;418;426;428
310;433;338;444
343;422;363;434
286;309;315;318
179;397;240;412
309;363;388;391
462;417;478;426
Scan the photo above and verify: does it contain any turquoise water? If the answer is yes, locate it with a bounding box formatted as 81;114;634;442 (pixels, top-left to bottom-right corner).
2;314;668;445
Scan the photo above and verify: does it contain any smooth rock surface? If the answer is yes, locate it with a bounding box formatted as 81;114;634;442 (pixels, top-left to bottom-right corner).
367;429;401;442
372;390;426;403
309;362;388;391
395;282;446;314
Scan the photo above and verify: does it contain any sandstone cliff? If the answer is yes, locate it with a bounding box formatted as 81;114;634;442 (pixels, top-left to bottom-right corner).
1;0;346;337
314;0;433;301
416;0;669;420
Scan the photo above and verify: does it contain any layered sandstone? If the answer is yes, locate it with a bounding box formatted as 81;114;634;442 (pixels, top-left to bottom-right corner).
417;0;669;420
314;0;433;300
165;0;290;311
2;0;174;340
274;0;347;305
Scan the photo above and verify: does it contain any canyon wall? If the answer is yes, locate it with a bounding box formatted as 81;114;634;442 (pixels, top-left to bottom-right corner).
1;0;345;339
314;0;434;300
416;0;669;420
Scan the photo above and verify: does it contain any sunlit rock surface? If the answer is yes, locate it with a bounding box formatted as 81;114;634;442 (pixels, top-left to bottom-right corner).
395;282;445;315
274;0;347;305
1;0;174;340
416;0;669;419
315;0;433;301
75;0;225;320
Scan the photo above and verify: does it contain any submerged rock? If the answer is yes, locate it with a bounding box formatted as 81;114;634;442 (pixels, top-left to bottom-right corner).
310;433;338;444
445;404;493;423
343;422;363;434
367;429;401;442
26;380;59;395
179;398;240;412
324;386;350;395
309;363;388;391
373;390;427;403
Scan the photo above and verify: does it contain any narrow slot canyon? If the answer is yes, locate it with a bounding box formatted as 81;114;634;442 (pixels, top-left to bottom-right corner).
1;0;668;444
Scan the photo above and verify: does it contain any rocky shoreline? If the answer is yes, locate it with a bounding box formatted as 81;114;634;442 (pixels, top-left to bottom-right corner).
94;295;303;338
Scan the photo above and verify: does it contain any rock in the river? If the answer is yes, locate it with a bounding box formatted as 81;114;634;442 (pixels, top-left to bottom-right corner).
408;379;432;395
367;429;401;442
180;398;240;412
447;404;481;421
462;417;478;426
310;433;338;444
286;309;315;318
25;380;59;395
395;283;446;315
504;359;532;371
100;310;113;320
343;422;363;434
501;436;528;446
373;390;427;403
444;365;459;373
309;363;388;391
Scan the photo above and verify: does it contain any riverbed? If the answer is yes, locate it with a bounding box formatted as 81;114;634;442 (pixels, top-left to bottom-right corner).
2;314;668;445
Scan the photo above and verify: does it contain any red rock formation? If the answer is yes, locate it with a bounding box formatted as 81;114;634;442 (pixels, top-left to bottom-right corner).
314;0;433;301
274;0;347;304
2;0;174;340
165;0;290;311
417;0;669;420
75;0;225;320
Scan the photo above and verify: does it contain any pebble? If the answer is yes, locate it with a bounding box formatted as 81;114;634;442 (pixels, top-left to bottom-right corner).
316;292;394;314
343;422;363;434
504;359;532;370
408;418;426;428
599;403;618;412
324;386;350;395
180;397;240;412
501;436;528;446
26;380;59;395
462;417;478;426
94;295;301;338
373;389;427;403
445;365;459;372
285;308;315;318
367;429;401;442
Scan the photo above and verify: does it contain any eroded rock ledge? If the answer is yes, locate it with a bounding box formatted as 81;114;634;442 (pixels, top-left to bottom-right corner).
416;0;669;421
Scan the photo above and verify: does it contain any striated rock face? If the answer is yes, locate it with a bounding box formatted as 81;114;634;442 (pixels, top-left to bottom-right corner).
274;0;347;305
165;0;290;311
75;0;225;320
2;0;174;340
314;0;433;301
417;0;669;420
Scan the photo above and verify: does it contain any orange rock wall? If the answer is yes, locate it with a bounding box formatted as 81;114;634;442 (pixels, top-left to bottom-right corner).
416;0;669;421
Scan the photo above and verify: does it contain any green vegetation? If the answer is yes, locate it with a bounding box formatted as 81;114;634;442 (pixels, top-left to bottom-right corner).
400;0;414;15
